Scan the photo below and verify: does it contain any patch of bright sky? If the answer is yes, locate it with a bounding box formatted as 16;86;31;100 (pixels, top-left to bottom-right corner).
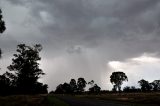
108;53;160;88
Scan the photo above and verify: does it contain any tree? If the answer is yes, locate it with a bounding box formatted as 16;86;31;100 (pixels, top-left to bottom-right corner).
89;84;101;94
0;74;11;95
0;9;6;33
138;79;152;91
0;9;6;57
55;83;71;94
88;80;101;94
7;44;47;94
55;84;64;94
62;83;71;93
69;79;77;93
151;80;160;91
110;71;128;92
88;80;94;87
77;78;87;93
123;86;140;92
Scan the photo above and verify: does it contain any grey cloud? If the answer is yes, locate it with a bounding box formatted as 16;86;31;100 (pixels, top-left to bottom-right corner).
66;45;82;54
1;0;160;90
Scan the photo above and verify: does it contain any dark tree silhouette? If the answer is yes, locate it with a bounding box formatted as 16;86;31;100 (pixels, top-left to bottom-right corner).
62;83;71;93
151;80;160;91
77;77;87;93
69;79;77;93
0;9;6;57
88;80;94;87
123;86;140;92
0;9;5;33
88;80;101;94
0;74;11;95
89;84;101;94
55;83;71;94
138;79;152;92
7;44;48;94
55;84;64;94
110;71;128;92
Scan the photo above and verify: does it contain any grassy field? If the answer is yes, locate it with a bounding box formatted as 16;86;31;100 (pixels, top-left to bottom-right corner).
0;93;159;106
46;95;69;106
76;92;160;106
0;95;69;106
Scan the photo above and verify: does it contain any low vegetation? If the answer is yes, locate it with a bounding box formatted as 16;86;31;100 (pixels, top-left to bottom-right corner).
76;92;160;105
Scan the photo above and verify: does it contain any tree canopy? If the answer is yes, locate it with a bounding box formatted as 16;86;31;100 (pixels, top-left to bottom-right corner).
77;77;87;93
88;80;101;94
7;44;47;94
151;80;160;91
138;79;152;91
70;79;77;93
0;9;6;33
110;71;128;92
0;9;6;58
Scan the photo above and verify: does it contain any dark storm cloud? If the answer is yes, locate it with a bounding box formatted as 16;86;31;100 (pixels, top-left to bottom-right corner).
1;0;160;90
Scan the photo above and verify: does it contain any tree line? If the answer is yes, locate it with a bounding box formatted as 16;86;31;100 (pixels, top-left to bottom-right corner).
52;71;160;94
53;78;101;94
110;72;160;92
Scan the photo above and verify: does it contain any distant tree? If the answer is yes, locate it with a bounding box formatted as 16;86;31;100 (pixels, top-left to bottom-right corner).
138;79;152;92
88;80;101;94
110;71;128;92
55;84;64;94
0;9;6;33
55;83;71;94
77;78;87;93
69;79;77;93
62;83;71;93
123;86;130;92
151;80;160;91
0;9;6;58
123;86;140;92
34;82;48;94
88;80;94;87
7;44;48;94
89;84;101;93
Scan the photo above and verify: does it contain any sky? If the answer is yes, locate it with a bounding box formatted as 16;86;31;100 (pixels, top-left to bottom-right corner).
0;0;160;91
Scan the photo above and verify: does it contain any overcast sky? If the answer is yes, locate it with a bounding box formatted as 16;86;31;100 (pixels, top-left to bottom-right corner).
0;0;160;91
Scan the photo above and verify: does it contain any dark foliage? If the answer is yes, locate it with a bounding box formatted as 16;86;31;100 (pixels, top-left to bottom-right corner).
55;78;87;94
110;71;128;92
1;44;48;95
123;86;141;92
89;84;101;94
88;80;101;94
69;79;77;93
55;78;102;94
77;78;87;93
55;83;71;94
0;74;11;95
0;9;6;58
151;80;160;91
0;9;6;33
138;79;152;92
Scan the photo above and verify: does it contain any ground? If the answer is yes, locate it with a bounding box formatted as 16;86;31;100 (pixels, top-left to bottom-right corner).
0;93;159;106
